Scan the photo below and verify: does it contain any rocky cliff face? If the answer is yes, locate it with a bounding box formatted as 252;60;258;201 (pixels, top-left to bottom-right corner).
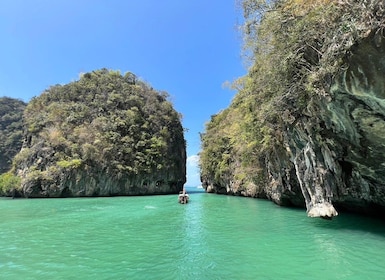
16;138;185;198
264;31;385;218
203;32;385;218
201;1;385;218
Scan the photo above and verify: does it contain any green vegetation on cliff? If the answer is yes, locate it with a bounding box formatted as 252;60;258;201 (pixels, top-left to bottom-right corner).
9;69;186;197
200;0;385;198
0;97;26;174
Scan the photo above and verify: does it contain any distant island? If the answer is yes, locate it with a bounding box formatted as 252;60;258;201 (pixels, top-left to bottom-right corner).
0;69;186;197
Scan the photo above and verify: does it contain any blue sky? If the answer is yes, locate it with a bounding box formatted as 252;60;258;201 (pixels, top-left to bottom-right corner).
0;0;246;187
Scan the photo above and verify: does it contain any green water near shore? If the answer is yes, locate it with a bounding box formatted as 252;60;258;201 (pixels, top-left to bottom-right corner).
1;190;385;279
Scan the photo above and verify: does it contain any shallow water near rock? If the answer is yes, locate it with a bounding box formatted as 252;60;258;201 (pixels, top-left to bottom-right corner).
1;189;385;279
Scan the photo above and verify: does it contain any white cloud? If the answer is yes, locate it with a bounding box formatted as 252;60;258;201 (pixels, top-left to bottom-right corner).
186;154;201;187
187;154;200;167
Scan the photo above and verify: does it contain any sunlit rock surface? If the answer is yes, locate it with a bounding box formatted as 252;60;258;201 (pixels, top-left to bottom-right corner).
203;30;385;219
270;31;385;218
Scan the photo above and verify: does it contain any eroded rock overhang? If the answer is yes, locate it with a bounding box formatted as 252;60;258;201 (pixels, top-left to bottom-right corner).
297;29;385;218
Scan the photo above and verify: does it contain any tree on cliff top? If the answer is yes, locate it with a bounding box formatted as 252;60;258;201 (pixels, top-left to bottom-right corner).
7;69;186;197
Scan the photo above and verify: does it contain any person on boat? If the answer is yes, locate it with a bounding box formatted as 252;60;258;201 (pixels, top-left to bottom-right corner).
178;188;189;204
183;188;189;203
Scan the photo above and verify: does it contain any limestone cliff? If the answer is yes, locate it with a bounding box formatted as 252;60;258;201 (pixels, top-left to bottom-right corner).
9;69;186;197
200;0;385;218
279;32;385;218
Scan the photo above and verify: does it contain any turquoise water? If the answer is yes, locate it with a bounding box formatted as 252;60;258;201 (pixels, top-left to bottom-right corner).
1;190;385;280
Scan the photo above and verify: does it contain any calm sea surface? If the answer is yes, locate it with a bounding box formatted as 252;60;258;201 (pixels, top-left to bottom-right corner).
1;188;385;280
